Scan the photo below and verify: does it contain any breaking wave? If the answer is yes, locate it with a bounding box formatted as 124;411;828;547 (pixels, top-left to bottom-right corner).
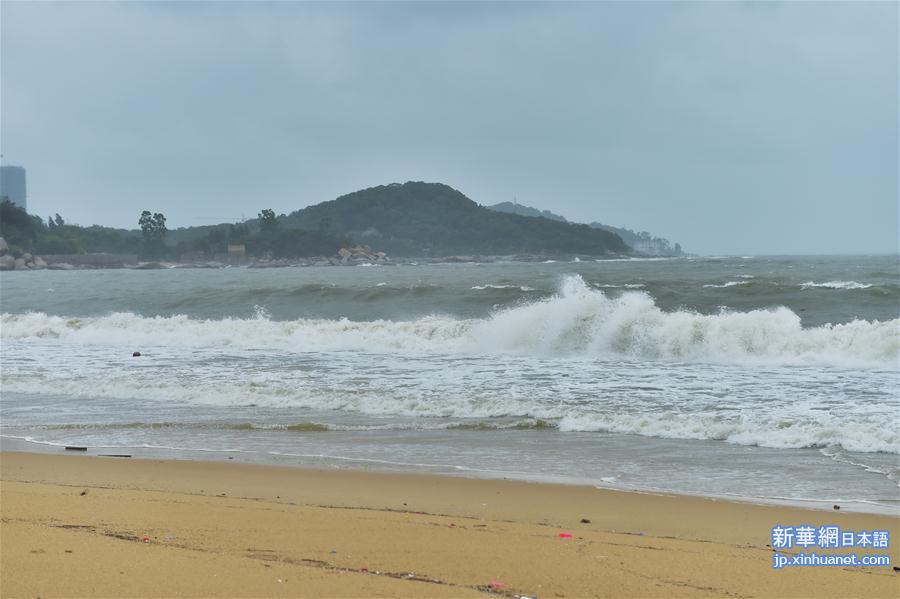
800;281;874;290
29;418;558;433
470;284;536;291
703;281;749;288
7;414;898;454
558;414;899;454
2;275;897;367
594;283;646;289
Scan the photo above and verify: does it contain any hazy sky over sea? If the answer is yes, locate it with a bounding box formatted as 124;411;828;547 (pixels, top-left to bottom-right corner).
2;2;897;255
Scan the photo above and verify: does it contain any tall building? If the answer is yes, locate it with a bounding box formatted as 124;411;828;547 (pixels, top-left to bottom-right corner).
0;166;27;211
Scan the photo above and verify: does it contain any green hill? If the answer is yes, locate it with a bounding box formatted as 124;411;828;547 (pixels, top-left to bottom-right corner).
281;182;628;257
487;202;568;223
0;182;631;261
487;200;684;257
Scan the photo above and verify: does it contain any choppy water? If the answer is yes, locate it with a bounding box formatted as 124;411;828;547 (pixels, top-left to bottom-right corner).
1;256;898;512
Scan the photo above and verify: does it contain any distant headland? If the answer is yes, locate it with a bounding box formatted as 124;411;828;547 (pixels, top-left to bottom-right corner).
0;182;683;270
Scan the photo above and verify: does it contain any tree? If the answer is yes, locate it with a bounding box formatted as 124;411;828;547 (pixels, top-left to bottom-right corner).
153;212;167;235
54;214;65;228
48;216;56;229
139;210;168;258
139;210;154;236
0;199;43;252
258;209;278;233
229;222;249;241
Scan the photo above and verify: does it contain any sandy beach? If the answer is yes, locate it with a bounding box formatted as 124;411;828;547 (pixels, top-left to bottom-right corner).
1;451;897;598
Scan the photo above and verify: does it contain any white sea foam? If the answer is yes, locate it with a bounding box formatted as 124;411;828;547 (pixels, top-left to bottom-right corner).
2;275;897;367
595;257;675;262
702;281;749;288
470;284;535;291
3;366;897;454
800;281;874;290
558;413;899;454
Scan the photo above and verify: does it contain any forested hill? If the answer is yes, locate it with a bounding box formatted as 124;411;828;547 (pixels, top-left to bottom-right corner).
281;182;629;257
0;182;629;261
487;202;568;222
488;201;684;257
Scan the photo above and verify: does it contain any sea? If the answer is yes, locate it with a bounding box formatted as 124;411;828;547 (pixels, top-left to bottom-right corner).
1;255;898;514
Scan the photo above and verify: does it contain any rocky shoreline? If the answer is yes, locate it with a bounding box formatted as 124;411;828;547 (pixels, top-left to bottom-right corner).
0;238;50;271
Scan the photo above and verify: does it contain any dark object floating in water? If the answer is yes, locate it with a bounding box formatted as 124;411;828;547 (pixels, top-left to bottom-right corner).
65;446;87;452
833;505;840;510
99;454;132;458
132;351;141;357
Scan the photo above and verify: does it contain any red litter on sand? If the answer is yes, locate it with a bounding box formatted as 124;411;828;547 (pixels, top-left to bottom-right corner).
360;567;369;573
142;536;150;543
489;581;506;589
559;532;573;538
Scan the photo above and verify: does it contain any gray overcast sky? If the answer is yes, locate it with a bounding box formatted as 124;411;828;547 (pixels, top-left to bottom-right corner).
1;2;897;255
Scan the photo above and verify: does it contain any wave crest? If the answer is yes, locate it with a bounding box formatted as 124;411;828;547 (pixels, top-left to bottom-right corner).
2;275;897;367
800;281;874;290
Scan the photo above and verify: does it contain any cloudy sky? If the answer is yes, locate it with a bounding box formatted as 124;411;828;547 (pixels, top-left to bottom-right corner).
2;2;897;254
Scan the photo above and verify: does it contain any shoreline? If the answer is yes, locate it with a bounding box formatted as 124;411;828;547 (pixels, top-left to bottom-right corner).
4;436;898;517
0;252;666;271
2;451;898;598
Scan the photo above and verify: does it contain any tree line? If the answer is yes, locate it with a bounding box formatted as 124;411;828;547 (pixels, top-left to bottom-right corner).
0;199;347;260
0;181;631;261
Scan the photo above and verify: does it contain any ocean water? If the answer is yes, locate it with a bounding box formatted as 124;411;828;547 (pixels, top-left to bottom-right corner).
1;255;898;513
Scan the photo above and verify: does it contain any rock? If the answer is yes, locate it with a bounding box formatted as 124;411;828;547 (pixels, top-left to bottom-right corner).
22;252;33;262
0;254;14;270
0;237;8;255
337;248;352;259
48;263;76;270
33;256;47;268
14;258;29;270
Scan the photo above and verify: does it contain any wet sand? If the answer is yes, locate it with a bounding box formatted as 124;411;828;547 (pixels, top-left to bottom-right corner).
1;451;897;598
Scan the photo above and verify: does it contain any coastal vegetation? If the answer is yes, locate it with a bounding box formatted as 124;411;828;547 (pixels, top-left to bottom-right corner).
0;182;629;262
487;201;683;256
0;199;139;256
279;182;627;257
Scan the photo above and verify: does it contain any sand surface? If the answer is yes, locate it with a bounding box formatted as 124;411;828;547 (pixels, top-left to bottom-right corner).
1;451;897;598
